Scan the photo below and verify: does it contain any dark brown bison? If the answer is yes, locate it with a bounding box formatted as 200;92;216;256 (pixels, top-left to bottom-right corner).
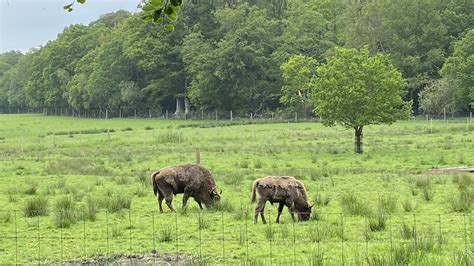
251;176;312;224
151;164;221;212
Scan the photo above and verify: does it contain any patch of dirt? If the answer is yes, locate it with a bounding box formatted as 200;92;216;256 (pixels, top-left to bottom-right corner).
427;166;474;175
65;253;196;265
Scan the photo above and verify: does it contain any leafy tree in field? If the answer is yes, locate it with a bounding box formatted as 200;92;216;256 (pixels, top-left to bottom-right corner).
280;54;317;118
419;79;460;116
312;47;412;154
441;29;474;110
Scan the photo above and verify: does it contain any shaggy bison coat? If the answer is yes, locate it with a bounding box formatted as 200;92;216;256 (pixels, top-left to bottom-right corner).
151;164;221;212
251;176;312;224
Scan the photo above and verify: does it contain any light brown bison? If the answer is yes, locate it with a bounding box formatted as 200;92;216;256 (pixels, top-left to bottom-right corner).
151;164;221;212
251;176;312;224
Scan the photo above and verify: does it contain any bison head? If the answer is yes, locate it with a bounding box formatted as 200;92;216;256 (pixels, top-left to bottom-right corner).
297;204;313;221
209;187;222;203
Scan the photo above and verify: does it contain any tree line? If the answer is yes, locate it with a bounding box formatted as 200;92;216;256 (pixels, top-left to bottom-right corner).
0;0;473;117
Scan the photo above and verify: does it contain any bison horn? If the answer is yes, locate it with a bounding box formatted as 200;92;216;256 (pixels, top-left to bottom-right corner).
309;204;314;209
219;189;222;194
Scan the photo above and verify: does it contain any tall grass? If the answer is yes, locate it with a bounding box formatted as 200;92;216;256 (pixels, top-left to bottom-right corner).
53;196;78;228
368;214;387;232
378;195;397;214
23;196;48;217
340;193;371;215
106;193;132;213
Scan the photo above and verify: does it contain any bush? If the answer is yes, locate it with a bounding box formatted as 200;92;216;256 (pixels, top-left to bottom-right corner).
378;195;397;214
402;198;416;212
232;205;249;221
114;176;131;185
253;159;264;169
264;226;274;241
111;224;123;237
83;196;99;221
53;196;78;228
341;193;371;215
422;188;434;201
222;172;244;186
159;227;173;242
106;193;132;213
449;190;473;212
212;198;235;212
24;182;38;195
400;222;415;240
368;214;387;232
0;211;12;223
155;131;184;144
307;225;322;242
414;177;431;190
238;160;249;169
314;194;330;207
197;216;211;230
24;196;48;217
7;189;19;203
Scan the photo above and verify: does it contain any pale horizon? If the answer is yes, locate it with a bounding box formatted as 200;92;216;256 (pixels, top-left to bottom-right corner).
0;0;138;53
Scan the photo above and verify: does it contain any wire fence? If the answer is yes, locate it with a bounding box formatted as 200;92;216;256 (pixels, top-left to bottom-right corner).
0;209;472;264
0;107;316;121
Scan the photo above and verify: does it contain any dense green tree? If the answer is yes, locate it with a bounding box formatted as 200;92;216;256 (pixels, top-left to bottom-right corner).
2;1;473;117
280;54;317;118
0;51;24;108
182;3;280;114
344;0;474;112
274;0;344;63
419;79;459;115
312;47;411;154
441;29;474;110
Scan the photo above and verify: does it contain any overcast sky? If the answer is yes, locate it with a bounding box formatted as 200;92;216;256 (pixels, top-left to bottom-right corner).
0;0;139;53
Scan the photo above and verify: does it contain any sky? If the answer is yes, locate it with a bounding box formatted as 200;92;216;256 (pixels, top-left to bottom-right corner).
0;0;139;53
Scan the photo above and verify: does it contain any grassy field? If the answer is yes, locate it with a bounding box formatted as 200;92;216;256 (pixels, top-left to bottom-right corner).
0;114;472;264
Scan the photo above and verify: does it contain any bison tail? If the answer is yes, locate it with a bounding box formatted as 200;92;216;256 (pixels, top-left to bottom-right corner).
151;170;160;196
251;179;259;203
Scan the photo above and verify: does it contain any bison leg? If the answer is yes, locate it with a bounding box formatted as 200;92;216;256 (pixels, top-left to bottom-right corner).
276;203;285;223
194;199;203;210
165;194;175;212
285;199;296;222
157;191;165;213
254;198;267;224
182;193;190;210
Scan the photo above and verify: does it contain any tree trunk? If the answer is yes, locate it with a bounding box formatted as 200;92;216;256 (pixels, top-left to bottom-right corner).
174;96;184;117
354;126;363;154
184;97;190;115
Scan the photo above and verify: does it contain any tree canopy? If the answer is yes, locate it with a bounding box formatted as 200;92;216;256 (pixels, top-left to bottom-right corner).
313;47;412;153
0;0;472;117
441;29;474;110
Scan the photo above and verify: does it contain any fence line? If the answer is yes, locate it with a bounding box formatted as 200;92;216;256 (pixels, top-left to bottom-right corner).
0;209;471;264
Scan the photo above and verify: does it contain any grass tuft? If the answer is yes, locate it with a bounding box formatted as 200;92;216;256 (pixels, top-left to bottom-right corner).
341;193;371;215
24;196;48;217
53;196;78;228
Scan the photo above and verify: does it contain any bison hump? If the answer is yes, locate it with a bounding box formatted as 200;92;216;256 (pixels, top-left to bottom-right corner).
259;176;302;189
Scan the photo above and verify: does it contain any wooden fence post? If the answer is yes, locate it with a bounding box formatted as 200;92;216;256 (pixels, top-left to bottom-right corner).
195;148;201;165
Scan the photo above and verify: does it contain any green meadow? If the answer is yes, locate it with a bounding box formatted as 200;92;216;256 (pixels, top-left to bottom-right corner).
0;114;472;264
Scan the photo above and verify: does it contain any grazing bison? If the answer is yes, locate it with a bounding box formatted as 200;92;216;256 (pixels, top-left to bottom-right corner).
251;176;312;224
151;164;221;212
